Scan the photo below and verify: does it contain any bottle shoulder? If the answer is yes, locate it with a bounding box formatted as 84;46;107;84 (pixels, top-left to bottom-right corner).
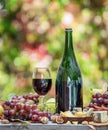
56;53;82;80
60;56;81;71
56;62;82;80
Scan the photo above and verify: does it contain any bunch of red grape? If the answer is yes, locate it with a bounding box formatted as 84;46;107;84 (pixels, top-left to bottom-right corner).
89;92;108;108
2;93;50;123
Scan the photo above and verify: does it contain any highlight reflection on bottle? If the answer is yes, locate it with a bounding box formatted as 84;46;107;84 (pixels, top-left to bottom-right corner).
55;28;83;113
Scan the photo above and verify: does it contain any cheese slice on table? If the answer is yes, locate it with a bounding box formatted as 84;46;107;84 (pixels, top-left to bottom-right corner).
93;111;108;123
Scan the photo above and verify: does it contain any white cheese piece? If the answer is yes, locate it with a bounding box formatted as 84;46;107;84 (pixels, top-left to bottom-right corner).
93;111;108;123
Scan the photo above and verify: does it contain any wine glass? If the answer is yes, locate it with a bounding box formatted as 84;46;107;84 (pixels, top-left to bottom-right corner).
32;67;52;105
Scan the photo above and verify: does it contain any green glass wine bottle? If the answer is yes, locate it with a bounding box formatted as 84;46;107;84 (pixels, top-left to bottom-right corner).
56;28;83;113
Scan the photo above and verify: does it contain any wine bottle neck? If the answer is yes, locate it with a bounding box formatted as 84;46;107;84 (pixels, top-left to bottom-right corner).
64;29;74;55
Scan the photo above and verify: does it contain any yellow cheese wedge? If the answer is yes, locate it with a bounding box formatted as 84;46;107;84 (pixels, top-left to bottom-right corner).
74;112;87;117
60;111;75;117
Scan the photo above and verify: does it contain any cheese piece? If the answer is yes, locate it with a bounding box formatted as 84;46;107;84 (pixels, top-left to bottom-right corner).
74;112;87;117
86;108;94;117
93;111;108;123
73;107;82;112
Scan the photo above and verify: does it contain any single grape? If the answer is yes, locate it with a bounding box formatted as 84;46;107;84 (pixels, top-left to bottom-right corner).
16;103;22;110
92;98;98;103
32;109;40;115
102;93;108;99
33;97;39;103
31;114;38;121
4;101;10;106
4;110;9;116
11;99;18;104
9;109;16;116
31;104;37;110
12;95;18;100
23;94;28;99
37;111;45;116
97;97;103;104
92;94;97;98
96;93;102;98
38;116;42;122
19;109;25;116
2;103;10;110
10;102;15;109
28;94;33;100
43;111;48;117
24;104;31;112
103;99;108;105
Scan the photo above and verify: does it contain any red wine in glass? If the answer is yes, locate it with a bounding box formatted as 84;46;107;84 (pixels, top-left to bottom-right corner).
32;79;52;95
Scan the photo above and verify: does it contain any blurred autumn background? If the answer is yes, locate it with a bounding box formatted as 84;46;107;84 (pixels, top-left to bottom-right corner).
0;0;108;105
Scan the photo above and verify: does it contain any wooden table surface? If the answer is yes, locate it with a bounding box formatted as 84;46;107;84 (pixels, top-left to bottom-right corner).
0;122;108;130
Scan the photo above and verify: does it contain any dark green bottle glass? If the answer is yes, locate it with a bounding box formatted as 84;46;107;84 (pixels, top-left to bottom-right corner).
56;28;83;113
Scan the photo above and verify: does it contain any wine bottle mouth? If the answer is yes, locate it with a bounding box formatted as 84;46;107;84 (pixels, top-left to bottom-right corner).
65;28;72;32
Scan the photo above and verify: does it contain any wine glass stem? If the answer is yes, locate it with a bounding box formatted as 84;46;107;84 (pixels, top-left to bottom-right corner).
40;95;45;105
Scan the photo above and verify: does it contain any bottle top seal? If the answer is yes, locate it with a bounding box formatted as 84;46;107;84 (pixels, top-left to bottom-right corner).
65;28;72;32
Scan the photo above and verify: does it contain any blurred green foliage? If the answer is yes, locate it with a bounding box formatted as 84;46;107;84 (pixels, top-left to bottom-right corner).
0;0;108;105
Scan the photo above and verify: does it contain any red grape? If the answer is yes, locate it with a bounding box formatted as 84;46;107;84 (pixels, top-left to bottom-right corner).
32;97;39;103
103;99;108;105
92;98;98;103
10;102;15;109
28;95;33;100
9;109;16;116
4;101;10;106
16;103;22;110
23;94;28;99
11;99;18;104
2;103;10;110
37;111;45;116
96;93;102;98
12;95;18;100
31;114;38;121
4;110;9;116
38;116;42;122
32;109;40;115
43;111;48;117
92;94;97;98
31;104;37;110
24;104;31;112
102;93;108;99
19;109;25;116
97;97;103;104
